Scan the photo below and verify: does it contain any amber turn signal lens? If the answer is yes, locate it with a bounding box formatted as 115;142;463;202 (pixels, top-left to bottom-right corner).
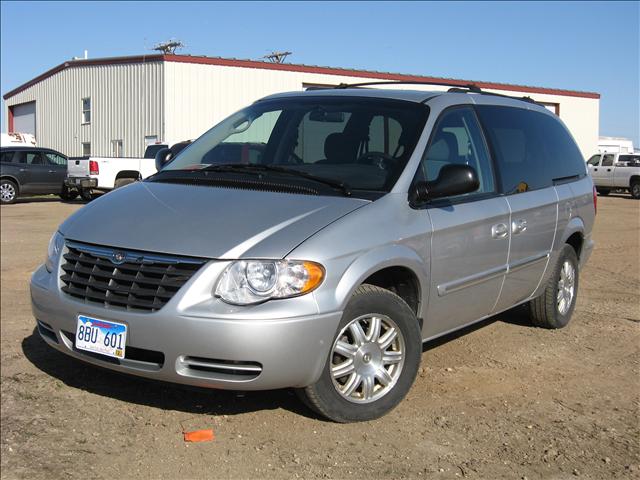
301;261;325;293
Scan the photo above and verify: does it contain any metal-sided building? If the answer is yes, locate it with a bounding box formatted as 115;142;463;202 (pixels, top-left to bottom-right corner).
3;54;600;158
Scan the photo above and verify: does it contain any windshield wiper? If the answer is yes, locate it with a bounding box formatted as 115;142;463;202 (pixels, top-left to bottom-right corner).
198;164;352;196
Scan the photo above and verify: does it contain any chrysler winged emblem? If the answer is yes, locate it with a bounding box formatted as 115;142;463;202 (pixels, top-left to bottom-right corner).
111;251;126;265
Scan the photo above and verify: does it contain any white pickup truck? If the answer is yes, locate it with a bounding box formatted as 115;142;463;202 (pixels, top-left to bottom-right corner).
587;153;640;199
66;144;167;200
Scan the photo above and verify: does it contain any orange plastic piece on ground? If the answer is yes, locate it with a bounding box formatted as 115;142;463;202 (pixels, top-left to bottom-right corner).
183;429;215;442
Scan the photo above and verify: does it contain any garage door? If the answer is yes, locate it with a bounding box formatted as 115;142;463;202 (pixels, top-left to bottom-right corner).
11;101;36;136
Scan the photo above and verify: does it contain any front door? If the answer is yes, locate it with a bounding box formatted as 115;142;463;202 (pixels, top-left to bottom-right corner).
418;107;510;339
591;153;615;187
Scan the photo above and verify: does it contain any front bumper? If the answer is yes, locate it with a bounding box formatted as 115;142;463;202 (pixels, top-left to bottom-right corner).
30;263;342;390
65;176;97;189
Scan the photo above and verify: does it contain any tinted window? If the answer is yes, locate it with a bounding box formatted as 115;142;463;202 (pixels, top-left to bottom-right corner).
416;107;495;196
476;106;586;193
25;152;44;165
1;151;15;163
602;154;614;167
587;155;601;166
619;155;640;165
45;152;67;166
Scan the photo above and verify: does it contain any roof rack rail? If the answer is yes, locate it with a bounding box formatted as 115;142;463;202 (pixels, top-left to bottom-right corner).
334;80;482;93
448;86;541;105
332;80;542;106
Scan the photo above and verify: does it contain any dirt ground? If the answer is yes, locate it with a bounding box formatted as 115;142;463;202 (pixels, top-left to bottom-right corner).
1;194;638;480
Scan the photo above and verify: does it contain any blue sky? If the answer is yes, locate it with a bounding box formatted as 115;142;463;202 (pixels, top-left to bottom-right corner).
1;1;638;147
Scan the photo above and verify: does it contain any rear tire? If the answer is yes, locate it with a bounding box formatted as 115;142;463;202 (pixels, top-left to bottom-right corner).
59;186;78;201
596;188;610;196
0;179;18;204
631;181;640;199
297;284;421;423
114;178;136;189
80;189;93;202
528;244;579;329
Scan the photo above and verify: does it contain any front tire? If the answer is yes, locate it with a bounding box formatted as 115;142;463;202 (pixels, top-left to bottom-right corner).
0;179;18;204
631;181;640;199
298;284;421;422
528;244;579;329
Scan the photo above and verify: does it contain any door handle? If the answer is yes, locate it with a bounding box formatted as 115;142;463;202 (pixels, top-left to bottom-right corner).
594;168;598;171
512;219;527;235
48;170;55;173
607;168;612;172
491;223;508;239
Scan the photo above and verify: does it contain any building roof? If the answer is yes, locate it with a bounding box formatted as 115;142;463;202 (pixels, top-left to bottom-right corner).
3;53;601;101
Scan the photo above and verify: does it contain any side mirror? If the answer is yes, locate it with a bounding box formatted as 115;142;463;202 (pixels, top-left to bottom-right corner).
412;164;480;202
154;147;172;172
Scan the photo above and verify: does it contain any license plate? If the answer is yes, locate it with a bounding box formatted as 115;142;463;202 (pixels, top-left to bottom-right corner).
75;315;127;359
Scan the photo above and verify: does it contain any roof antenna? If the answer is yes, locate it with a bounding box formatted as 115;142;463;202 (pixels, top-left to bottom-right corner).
263;51;292;63
152;40;185;54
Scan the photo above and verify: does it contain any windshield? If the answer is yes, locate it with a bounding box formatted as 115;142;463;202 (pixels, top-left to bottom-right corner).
162;97;429;195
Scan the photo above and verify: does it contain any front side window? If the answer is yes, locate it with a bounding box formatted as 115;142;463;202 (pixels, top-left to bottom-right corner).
82;98;91;124
601;154;614;167
161;97;429;196
416;107;495;197
587;155;601;166
476;106;585;194
45;153;67;166
25;152;44;165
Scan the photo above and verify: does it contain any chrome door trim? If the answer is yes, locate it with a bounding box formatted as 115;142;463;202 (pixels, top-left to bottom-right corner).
437;264;508;296
508;252;550;273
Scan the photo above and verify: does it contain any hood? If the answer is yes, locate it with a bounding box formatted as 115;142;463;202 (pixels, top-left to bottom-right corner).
59;182;368;259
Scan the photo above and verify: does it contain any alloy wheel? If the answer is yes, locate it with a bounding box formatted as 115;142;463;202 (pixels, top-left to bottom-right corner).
330;314;405;404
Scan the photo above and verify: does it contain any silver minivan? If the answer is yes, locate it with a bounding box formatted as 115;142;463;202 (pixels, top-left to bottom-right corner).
31;85;596;422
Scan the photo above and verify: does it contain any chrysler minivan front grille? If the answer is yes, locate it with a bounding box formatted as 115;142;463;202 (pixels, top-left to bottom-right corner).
60;242;205;312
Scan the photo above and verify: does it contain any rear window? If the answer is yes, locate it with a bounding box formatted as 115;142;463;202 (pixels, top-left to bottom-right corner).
1;151;15;163
619;155;640;165
476;106;586;193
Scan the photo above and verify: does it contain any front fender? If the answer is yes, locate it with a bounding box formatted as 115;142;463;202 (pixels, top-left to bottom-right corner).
313;244;429;317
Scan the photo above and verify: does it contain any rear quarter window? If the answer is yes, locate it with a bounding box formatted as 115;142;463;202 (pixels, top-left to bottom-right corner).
476;105;586;193
1;151;15;163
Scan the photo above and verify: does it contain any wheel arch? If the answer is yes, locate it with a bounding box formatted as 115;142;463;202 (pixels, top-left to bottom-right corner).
115;170;142;181
332;245;428;319
559;217;585;258
0;175;20;193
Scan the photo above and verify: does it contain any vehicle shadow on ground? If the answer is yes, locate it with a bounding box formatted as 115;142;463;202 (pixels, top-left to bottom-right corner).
11;197;87;205
422;304;531;352
21;328;321;420
22;307;533;419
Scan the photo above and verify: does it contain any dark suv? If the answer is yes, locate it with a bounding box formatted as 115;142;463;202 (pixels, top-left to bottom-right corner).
0;147;74;204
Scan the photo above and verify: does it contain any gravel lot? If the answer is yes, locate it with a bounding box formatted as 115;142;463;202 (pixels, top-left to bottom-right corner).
1;194;638;479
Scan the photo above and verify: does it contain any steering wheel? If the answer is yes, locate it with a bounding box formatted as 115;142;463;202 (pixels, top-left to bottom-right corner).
356;151;396;170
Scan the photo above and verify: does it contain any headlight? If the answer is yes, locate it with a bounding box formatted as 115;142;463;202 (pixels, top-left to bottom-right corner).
215;260;324;305
45;231;64;273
